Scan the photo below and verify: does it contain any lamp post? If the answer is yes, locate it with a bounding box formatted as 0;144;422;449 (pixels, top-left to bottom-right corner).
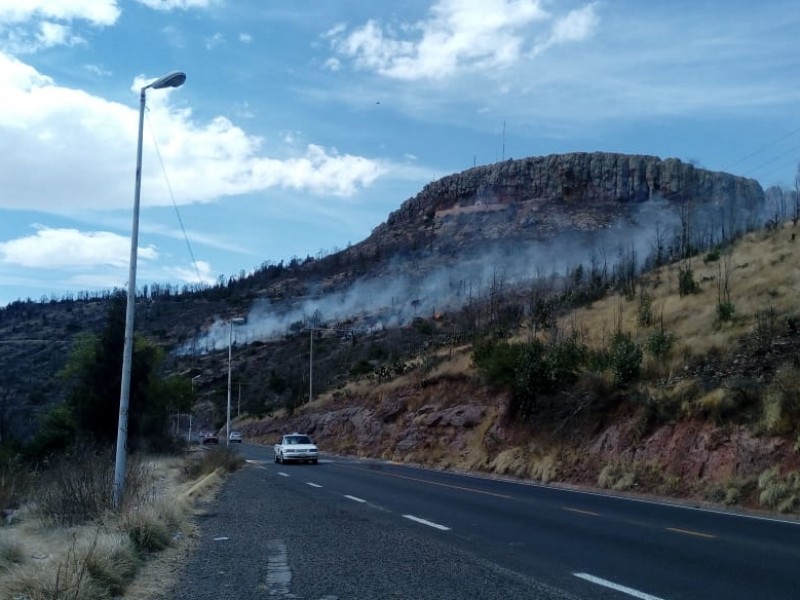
227;317;246;447
114;71;186;508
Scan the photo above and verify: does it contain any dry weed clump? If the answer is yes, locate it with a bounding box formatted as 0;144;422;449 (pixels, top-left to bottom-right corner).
758;466;800;513
34;446;154;526
597;460;678;494
760;364;800;435
122;505;173;554
77;531;139;595
180;446;245;480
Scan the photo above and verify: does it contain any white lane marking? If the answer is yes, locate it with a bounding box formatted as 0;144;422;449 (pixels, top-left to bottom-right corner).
265;539;292;596
402;514;451;531
306;482;323;488
213;536;229;541
277;472;290;477
574;573;666;600
344;495;366;503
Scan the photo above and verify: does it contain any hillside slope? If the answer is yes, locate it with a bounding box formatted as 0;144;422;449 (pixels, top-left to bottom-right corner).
241;221;800;513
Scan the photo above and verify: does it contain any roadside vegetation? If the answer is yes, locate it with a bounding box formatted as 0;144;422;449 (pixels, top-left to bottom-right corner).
0;445;242;599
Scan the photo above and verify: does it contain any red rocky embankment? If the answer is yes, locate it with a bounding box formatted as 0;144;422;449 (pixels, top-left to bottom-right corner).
243;378;798;509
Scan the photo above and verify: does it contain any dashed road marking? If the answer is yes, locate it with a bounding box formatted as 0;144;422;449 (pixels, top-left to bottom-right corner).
402;514;451;531
563;506;600;516
574;573;666;600
306;482;323;488
358;468;512;499
666;527;715;539
213;536;229;541
277;472;290;477
344;494;366;503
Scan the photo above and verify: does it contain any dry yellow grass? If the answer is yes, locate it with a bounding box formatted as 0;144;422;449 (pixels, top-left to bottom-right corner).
0;453;231;600
564;223;800;361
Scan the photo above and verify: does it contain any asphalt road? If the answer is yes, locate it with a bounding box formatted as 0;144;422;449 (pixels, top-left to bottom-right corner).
170;443;800;599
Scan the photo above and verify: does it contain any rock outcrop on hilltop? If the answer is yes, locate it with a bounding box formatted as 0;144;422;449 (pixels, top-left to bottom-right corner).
348;152;764;262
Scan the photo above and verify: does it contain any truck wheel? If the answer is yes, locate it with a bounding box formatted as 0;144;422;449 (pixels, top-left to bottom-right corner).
312;459;318;465
275;454;280;464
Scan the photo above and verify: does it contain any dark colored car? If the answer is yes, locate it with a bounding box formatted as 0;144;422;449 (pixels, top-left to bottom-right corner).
202;432;219;444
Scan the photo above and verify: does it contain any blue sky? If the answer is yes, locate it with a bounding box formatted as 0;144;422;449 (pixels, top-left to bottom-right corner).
0;0;799;308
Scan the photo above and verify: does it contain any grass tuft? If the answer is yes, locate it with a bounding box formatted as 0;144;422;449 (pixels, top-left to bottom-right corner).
122;506;173;554
758;466;800;513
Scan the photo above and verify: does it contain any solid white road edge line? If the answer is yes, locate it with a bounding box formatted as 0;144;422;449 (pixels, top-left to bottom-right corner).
344;495;366;503
573;573;667;600
402;514;451;531
306;482;323;488
277;472;290;477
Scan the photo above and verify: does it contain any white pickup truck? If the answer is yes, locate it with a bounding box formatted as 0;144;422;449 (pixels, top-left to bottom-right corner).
274;433;319;464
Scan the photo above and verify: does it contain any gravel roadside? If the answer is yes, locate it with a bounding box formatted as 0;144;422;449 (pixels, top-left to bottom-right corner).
164;461;579;600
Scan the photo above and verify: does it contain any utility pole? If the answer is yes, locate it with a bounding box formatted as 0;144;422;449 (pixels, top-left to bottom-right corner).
309;327;313;402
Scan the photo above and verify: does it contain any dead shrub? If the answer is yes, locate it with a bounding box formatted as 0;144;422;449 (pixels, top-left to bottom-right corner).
34;445;154;526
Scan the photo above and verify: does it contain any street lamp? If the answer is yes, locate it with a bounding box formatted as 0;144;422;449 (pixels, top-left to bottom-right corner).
226;317;246;447
114;71;186;508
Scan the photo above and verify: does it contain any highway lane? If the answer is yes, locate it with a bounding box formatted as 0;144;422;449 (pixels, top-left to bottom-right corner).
239;442;799;600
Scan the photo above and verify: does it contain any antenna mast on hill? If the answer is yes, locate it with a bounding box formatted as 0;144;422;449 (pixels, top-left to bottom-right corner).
502;120;506;161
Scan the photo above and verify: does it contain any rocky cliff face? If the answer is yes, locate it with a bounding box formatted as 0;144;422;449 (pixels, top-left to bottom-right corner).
350;153;764;262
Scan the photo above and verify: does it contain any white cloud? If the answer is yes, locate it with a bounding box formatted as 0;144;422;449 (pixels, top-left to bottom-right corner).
0;0;120;26
533;3;599;55
168;260;216;285
205;31;224;50
37;21;83;48
0;53;388;213
238;32;252;44
0;226;157;269
85;63;111;77
326;0;601;80
134;0;215;10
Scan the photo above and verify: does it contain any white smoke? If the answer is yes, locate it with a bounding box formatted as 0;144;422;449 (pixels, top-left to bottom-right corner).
180;197;697;356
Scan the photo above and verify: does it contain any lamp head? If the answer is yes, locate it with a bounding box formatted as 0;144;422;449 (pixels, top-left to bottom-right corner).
146;71;186;91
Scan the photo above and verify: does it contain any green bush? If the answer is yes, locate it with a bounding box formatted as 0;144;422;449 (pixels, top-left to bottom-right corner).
472;338;521;390
717;301;735;322
678;266;700;296
609;332;642;385
646;328;675;359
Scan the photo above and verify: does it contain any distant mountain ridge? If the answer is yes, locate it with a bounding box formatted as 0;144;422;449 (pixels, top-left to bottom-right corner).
334;152;764;277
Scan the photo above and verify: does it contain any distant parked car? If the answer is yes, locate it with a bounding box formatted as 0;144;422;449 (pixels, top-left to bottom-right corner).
229;431;243;443
274;433;318;464
202;432;219;445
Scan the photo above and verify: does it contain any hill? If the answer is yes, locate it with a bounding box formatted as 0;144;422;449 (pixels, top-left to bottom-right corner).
4;151;800;515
